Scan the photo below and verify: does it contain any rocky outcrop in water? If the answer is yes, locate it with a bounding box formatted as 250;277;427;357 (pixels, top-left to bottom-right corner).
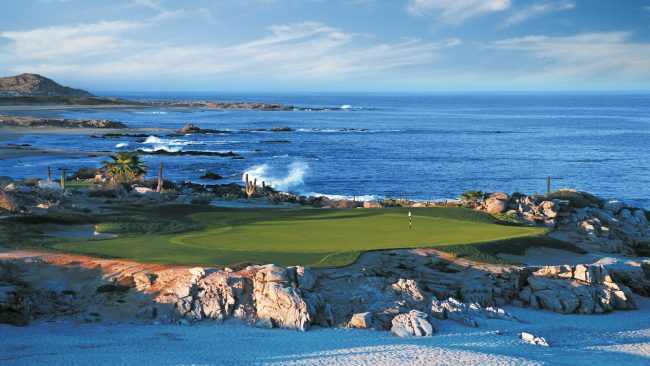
0;115;127;129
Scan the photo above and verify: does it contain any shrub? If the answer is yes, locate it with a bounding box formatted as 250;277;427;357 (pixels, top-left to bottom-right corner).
0;192;20;212
544;189;604;208
71;167;101;180
89;189;118;198
144;178;176;190
191;193;212;205
23;177;40;186
162;189;180;200
35;187;65;207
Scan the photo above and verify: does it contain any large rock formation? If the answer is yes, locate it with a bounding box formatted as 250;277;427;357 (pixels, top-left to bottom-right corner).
517;264;637;314
0;253;332;330
390;310;434;337
0;73;94;97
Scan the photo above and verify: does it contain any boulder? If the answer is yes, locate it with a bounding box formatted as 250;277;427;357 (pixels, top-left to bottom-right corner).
633;210;649;226
391;279;426;308
539;200;559;218
596;210;620;227
519;264;637;314
429;297;516;327
363;201;381;208
349;312;373;329
253;265;311;331
486;199;507;214
296;266;316;291
603;200;626;214
390;310;434;337
519;332;549;347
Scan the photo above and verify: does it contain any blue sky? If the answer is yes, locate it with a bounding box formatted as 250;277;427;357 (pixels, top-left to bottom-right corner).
1;0;649;91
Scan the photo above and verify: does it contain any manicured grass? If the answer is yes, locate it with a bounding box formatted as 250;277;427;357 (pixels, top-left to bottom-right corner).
50;206;547;268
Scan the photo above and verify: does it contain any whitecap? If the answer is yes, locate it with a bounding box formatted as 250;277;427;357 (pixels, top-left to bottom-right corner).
243;161;308;192
115;142;129;148
138;145;182;153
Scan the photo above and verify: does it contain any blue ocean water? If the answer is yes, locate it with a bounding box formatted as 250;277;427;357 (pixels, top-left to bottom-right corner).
2;92;650;208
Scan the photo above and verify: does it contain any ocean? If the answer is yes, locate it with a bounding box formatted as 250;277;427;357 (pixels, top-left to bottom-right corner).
2;92;650;208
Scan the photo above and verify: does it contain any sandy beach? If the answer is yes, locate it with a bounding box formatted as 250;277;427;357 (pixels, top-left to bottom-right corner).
1;297;648;365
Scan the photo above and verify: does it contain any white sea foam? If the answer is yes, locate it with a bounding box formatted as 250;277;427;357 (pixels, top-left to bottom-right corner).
115;142;129;148
243;161;308;192
340;104;352;110
138;145;182;153
134;111;167;114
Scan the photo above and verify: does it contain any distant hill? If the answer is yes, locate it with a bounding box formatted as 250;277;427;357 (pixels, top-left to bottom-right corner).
0;73;94;97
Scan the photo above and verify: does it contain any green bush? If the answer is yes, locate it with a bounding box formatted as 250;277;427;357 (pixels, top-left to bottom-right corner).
71;167;101;180
544;189;603;208
191;193;213;205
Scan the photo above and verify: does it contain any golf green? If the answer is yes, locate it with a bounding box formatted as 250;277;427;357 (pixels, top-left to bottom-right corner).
52;207;546;268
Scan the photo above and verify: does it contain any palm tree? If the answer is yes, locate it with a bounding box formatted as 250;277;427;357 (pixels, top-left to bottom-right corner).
459;190;484;208
102;152;147;186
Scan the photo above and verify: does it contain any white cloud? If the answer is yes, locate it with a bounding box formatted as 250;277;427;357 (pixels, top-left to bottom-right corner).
491;32;650;80
129;0;164;11
0;21;144;60
407;0;512;23
503;1;575;27
1;21;458;82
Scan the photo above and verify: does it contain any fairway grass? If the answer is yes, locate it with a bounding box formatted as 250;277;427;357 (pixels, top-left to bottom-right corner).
50;206;547;268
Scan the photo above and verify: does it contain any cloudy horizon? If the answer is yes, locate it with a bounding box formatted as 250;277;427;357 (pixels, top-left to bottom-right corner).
1;0;649;92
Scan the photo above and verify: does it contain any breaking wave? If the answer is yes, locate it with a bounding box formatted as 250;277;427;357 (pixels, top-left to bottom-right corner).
115;142;129;148
243;161;308;192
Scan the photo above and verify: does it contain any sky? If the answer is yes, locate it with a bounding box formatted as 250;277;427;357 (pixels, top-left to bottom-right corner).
0;0;649;92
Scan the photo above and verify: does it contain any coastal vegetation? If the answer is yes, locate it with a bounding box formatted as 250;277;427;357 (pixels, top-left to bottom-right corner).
102;152;147;186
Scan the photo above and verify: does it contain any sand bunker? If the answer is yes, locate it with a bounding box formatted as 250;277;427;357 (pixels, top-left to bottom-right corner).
37;224;114;239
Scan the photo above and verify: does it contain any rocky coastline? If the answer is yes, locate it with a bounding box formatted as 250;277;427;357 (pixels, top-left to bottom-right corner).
1;176;649;342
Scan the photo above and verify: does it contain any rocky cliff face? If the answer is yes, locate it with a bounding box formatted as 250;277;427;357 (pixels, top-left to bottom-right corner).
0;73;94;97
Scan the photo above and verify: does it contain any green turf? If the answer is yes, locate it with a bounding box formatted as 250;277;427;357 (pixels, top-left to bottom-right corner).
49;206;547;268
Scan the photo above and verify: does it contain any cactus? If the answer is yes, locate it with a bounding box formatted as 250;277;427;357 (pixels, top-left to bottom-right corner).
60;169;66;190
156;162;163;192
244;173;256;198
47;166;51;182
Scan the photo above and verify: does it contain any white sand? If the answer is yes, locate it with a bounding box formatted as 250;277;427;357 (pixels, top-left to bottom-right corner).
1;297;648;365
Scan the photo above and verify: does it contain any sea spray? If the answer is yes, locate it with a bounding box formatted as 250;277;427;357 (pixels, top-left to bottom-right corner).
243;161;309;192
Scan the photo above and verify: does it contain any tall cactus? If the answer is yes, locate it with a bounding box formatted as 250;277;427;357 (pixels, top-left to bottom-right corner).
60;169;66;190
244;173;256;198
47;166;51;182
156;162;163;193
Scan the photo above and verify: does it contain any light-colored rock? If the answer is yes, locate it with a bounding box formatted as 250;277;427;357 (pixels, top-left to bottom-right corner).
134;186;154;194
350;312;373;329
296;266;316;291
429;297;517;327
391;310;434;337
363;201;381;208
519;332;549;347
253;265;311;331
539;201;559;218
